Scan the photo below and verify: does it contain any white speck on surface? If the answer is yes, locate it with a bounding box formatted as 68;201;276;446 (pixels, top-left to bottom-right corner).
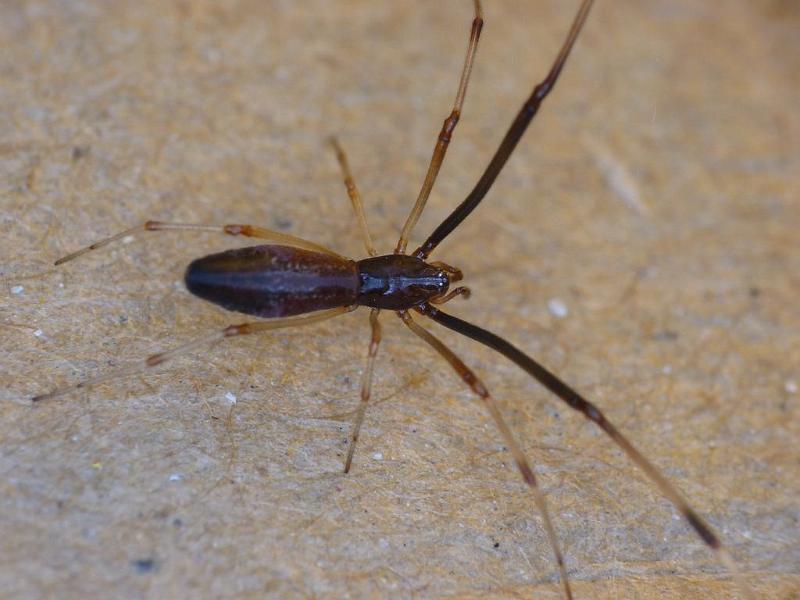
378;538;390;549
662;364;673;374
785;380;798;394
122;235;135;244
547;298;568;318
372;452;383;461
169;473;182;482
33;329;44;337
204;47;221;63
11;285;24;295
224;392;237;404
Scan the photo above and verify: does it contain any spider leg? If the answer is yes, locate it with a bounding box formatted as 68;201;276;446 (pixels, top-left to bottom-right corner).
344;308;382;473
53;220;343;266
32;306;355;403
329;136;378;256
395;0;484;254
399;309;572;600
418;303;755;600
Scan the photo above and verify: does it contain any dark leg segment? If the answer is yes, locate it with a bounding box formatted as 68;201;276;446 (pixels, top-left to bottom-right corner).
398;310;572;599
418;303;754;600
344;308;382;473
416;0;594;259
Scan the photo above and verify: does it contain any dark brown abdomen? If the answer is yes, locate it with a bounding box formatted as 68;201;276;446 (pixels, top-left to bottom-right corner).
185;245;358;318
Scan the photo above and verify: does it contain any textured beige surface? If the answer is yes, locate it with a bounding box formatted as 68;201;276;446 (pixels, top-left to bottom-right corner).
1;1;798;598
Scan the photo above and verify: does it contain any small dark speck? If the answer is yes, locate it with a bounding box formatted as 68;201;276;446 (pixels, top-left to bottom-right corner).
272;216;293;231
653;330;679;341
493;542;500;549
72;145;90;160
749;286;761;298
172;518;183;527
132;558;156;574
118;315;128;324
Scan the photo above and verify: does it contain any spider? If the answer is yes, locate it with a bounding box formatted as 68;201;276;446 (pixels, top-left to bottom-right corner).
33;2;753;598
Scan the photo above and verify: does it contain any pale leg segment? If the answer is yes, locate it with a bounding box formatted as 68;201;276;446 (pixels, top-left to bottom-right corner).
344;308;382;473
395;0;484;254
398;309;573;600
329;137;377;257
32;306;355;403
54;220;343;266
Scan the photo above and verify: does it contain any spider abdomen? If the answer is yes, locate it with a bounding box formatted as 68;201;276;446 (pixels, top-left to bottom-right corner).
185;245;359;318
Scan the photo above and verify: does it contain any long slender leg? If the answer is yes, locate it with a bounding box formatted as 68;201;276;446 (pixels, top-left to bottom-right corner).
343;308;382;473
416;0;594;259
394;0;484;254
54;220;343;266
329;137;377;257
418;303;755;600
398;310;572;600
31;306;356;403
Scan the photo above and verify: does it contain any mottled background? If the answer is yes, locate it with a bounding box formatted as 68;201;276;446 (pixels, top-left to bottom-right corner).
1;1;798;598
